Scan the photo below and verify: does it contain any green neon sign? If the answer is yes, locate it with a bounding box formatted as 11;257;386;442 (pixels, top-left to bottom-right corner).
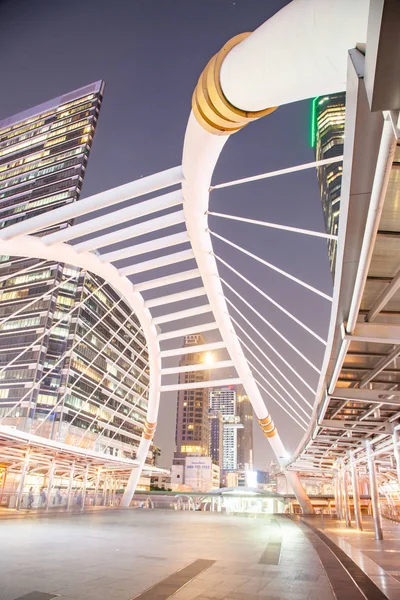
310;96;319;148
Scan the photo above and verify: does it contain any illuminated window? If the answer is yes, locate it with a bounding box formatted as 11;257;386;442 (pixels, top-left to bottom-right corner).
0;316;41;331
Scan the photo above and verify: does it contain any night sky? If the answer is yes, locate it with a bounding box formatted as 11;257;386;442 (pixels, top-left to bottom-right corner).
0;0;333;470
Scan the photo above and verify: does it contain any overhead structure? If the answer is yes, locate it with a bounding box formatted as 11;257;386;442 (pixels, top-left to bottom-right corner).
2;0;399;519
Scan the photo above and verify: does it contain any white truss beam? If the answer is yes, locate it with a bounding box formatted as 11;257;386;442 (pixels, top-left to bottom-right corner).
320;419;385;431
100;232;189;263
135;269;200;292
119;249;194;276
74;210;185;253
161;378;241;392
160;341;226;358
0;166;182;240
161;360;234;375
43;190;183;245
153;304;211;325
145;287;206;308
329;388;400;406
157;322;218;340
345;322;400;345
359;345;400;388
367;266;400;321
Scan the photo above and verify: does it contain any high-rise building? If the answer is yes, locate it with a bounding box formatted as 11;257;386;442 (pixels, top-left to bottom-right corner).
208;386;236;417
173;334;210;466
236;387;254;470
209;386;242;472
0;83;151;463
312;92;345;272
208;409;223;468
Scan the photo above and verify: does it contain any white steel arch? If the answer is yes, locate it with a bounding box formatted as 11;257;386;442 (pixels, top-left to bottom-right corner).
0;0;372;513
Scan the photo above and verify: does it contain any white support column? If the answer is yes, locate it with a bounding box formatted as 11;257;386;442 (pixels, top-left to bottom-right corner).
66;462;75;511
81;465;89;511
366;441;383;540
0;469;7;506
94;469;102;507
393;427;400;488
342;467;352;528
45;460;56;512
16;452;29;511
336;470;344;521
350;453;363;531
121;363;161;507
121;436;151;508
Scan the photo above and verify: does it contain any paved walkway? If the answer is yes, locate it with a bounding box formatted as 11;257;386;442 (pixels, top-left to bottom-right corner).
1;510;400;600
299;515;400;600
0;510;334;600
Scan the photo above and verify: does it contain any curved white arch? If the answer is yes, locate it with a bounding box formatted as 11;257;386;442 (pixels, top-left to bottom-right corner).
182;115;314;512
182;0;369;514
0;236;161;507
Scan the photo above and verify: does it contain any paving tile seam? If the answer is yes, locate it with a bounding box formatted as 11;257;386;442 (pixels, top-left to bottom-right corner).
130;558;215;599
292;517;390;600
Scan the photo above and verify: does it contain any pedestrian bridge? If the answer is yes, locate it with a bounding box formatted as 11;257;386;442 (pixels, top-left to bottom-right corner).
0;0;399;527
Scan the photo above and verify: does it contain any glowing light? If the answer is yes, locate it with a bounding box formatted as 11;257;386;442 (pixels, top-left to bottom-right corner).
204;352;214;365
246;470;258;488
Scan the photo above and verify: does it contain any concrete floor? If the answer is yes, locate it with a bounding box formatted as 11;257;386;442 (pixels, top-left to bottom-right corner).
0;510;335;600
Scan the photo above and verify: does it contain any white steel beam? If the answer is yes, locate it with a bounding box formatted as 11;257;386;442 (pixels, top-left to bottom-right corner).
1;166;183;240
330;388;400;406
161;378;241;392
160;341;225;358
145;287;205;308
153;304;211;325
135;269;200;293
74;210;185;253
119;249;194;277
345;322;400;345
219;0;368;111
346;118;397;333
100;232;189;263
367;266;400;321
359;345;400;388
43;190;183;245
157;322;217;340
161;360;234;375
321;419;384;430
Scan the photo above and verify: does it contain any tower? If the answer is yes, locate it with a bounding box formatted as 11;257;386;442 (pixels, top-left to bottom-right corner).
173;334;210;466
236;386;254;470
0;83;151;463
312;92;346;273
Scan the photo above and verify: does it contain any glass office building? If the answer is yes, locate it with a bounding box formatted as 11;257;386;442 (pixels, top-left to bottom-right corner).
173;334;210;466
0;83;151;462
312;92;346;272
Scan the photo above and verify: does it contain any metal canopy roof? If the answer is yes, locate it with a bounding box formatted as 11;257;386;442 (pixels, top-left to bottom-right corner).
291;39;400;481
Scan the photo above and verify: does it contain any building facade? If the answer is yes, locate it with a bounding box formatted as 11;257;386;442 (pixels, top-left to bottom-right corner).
209;386;242;472
209;409;224;469
236;386;254;470
312;92;346;272
173;334;210;466
0;83;151;463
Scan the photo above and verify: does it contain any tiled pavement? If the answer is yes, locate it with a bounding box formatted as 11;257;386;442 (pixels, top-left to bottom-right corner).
0;510;335;600
3;509;399;600
300;514;400;600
